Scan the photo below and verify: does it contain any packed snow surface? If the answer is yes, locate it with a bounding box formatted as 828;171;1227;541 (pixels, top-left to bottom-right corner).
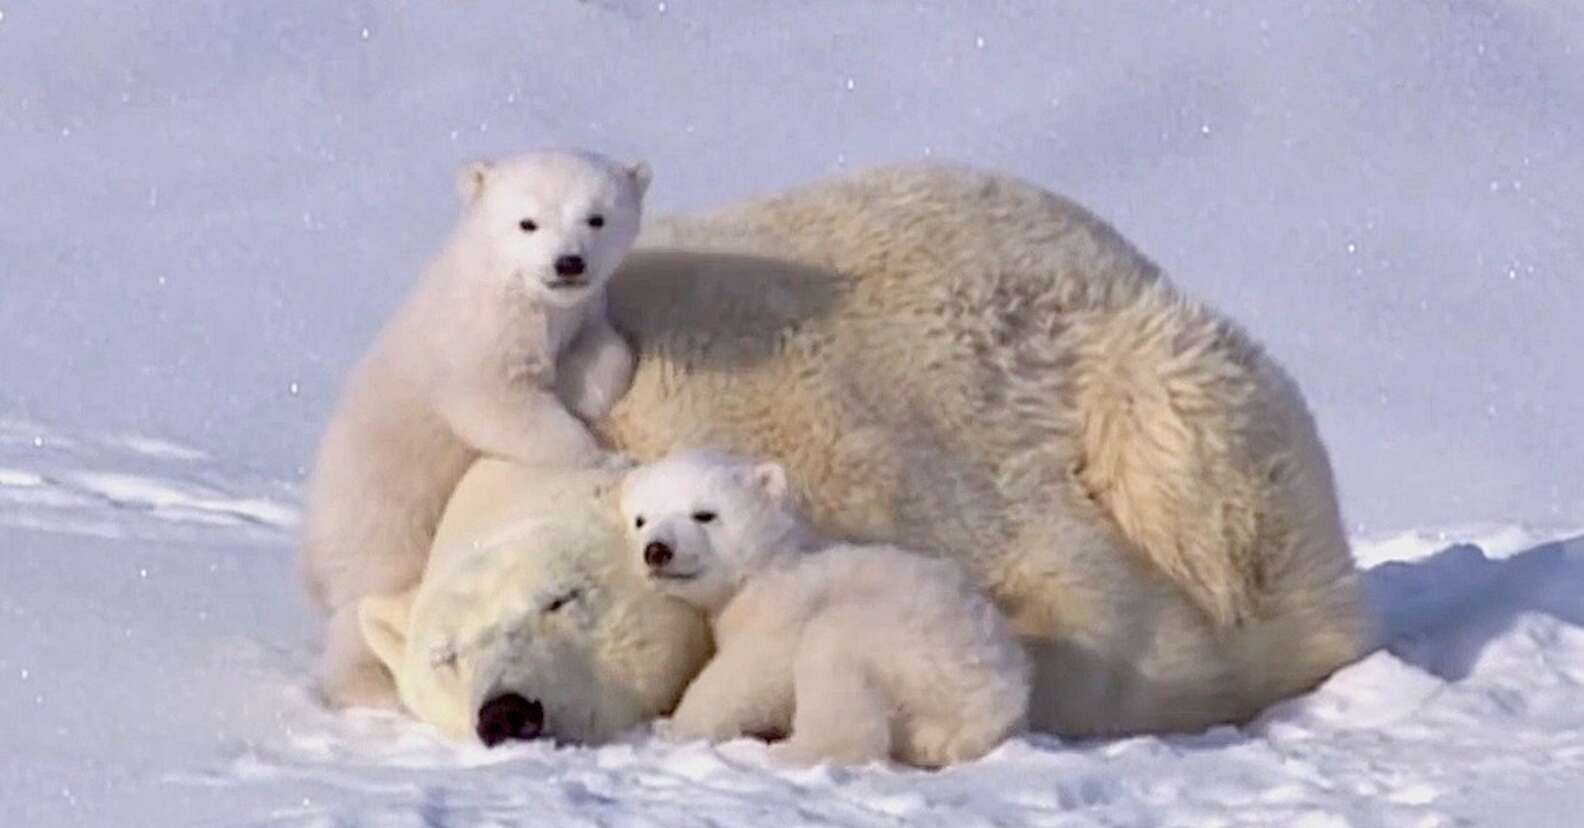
2;1;1581;825
3;425;1582;826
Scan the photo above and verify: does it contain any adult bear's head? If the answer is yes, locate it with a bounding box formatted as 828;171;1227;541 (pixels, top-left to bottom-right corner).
358;461;712;746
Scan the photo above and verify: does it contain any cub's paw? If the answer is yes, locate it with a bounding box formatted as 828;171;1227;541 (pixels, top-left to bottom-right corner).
651;716;713;744
657;712;745;745
766;730;891;769
767;739;826;768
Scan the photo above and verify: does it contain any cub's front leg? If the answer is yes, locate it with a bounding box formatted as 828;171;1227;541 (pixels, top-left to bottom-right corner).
441;379;603;467
661;645;794;744
556;317;635;425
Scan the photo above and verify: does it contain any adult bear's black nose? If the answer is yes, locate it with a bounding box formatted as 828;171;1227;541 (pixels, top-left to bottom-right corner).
476;692;544;747
643;540;673;568
554;255;586;277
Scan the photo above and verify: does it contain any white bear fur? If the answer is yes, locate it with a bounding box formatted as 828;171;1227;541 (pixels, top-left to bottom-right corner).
358;458;712;744
621;449;1030;768
596;161;1373;737
345;160;1372;738
301;149;650;708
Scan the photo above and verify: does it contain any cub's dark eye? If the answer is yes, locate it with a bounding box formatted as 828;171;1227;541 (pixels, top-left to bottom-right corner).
518;218;538;233
587;214;605;228
546;588;582;613
634;516;646;529
692;511;717;524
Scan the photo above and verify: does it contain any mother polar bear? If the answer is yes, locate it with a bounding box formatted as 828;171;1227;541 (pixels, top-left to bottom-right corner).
374;161;1372;739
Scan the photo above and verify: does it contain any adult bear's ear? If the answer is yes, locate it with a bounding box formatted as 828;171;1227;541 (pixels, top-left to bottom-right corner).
457;160;493;205
752;460;788;501
627;161;653;198
359;588;418;673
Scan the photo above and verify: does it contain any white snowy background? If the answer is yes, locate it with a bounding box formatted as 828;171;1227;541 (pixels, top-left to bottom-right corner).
2;2;1581;825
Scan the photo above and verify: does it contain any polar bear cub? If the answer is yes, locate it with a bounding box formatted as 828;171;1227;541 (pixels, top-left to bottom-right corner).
301;149;650;708
619;448;1031;768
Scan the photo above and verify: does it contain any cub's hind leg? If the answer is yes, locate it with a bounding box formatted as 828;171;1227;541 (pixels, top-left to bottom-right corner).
770;617;893;767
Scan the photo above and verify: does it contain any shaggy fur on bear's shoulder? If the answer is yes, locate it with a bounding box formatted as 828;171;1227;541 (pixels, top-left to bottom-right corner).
596;161;1372;736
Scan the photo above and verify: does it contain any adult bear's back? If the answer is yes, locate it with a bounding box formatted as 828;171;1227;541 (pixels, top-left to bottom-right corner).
606;162;1371;734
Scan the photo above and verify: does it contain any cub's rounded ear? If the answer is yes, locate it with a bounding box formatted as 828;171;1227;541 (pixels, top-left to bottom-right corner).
359;587;418;673
457;160;493;205
752;460;788;500
627;161;653;198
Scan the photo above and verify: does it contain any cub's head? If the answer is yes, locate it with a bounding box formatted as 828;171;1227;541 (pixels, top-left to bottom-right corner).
618;448;806;614
457;148;651;307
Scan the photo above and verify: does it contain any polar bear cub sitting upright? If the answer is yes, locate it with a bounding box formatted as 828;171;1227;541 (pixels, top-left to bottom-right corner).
301;149;650;708
620;448;1031;768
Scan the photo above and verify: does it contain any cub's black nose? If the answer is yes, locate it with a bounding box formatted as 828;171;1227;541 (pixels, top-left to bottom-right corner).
554;255;586;277
476;692;544;747
643;540;673;568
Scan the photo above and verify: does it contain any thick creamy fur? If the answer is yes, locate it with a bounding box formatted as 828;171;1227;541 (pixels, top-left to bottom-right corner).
621;450;1030;768
358;459;712;744
301;150;648;707
347;160;1371;738
596;161;1373;736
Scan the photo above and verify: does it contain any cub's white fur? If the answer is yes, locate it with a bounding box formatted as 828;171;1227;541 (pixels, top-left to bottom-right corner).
301;149;651;707
620;449;1030;768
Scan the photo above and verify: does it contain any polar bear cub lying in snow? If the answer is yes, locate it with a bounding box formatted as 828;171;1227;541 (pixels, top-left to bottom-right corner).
620;449;1031;768
301;148;651;707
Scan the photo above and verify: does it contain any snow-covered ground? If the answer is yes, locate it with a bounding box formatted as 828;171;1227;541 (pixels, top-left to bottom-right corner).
3;1;1581;825
3;424;1581;826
